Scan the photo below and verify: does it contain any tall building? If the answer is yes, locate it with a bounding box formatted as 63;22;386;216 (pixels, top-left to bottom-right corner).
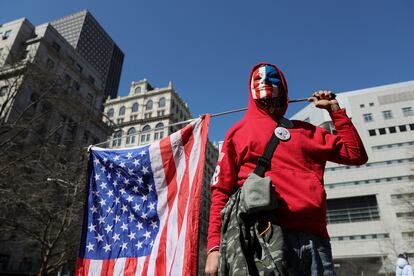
0;16;114;275
103;79;219;274
0;17;111;145
51;10;124;100
291;81;414;275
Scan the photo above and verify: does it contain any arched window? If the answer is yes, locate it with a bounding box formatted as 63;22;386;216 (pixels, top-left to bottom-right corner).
158;97;166;108
112;130;123;147
135;86;141;94
131;103;139;113
107;108;114;118
141;125;151;143
119;106;126;116
126;127;136;144
154;122;164;140
146;100;153;110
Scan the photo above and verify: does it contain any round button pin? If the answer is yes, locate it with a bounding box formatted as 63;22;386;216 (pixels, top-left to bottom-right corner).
274;127;290;141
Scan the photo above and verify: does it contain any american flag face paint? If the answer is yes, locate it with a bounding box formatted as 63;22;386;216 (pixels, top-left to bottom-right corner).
250;65;283;100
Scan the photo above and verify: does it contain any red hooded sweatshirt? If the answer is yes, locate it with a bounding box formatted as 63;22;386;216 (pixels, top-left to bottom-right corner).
206;62;368;253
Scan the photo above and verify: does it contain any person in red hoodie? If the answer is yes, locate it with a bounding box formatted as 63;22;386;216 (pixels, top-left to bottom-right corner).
205;62;368;276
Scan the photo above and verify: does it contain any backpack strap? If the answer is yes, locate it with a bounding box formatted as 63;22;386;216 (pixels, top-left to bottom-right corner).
253;117;292;177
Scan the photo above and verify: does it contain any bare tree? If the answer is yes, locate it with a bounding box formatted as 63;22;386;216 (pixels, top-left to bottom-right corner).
0;48;111;275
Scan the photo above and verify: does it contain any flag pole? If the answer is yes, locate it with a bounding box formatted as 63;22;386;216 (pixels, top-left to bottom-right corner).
87;97;312;149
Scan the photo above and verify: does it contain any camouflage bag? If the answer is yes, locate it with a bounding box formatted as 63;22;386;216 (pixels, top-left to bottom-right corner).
218;188;289;276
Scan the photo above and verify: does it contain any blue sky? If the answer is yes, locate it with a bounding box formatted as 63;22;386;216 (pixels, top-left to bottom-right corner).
3;0;414;142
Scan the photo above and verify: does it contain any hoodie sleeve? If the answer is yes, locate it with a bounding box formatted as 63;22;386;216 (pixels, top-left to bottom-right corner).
327;108;368;165
206;136;238;253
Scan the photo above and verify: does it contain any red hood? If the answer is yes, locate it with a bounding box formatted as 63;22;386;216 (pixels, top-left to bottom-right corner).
246;62;289;121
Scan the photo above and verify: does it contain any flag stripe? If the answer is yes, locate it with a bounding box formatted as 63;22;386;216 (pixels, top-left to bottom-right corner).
169;124;196;275
76;258;91;276
124;258;136;276
113;258;125;276
152;135;176;275
89;260;102;276
165;130;185;275
100;259;115;276
146;141;170;275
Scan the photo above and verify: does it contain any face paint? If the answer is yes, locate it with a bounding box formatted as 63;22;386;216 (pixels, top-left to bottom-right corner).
250;65;285;112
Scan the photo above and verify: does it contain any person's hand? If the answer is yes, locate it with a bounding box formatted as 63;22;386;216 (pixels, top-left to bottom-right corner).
205;251;220;276
307;90;340;112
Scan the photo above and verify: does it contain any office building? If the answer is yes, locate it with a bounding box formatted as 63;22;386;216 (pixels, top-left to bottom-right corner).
103;79;219;274
51;10;124;100
291;81;414;275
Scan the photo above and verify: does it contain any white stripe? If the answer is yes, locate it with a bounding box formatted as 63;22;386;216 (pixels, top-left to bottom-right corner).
170;119;203;275
166;129;187;275
88;260;102;276
113;258;126;276
250;75;256;99
135;257;145;276
146;141;169;275
259;66;267;98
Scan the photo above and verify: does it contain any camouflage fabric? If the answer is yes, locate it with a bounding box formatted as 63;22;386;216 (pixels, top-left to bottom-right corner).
218;188;289;276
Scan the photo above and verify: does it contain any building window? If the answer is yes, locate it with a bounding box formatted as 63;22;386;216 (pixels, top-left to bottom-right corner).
359;104;365;108
368;129;376;136
107;108;114;118
131;103;139;113
326;195;380;224
52;41;61;52
389;126;396;133
135;87;141;94
130;115;137;121
146;100;153;110
117;118;124;124
399;125;407;132
154;122;164;140
157;110;165;117
0;85;9;96
410;124;414;131
363;113;373;122
144;112;152;119
158;97;166;108
402;107;413;117
402;232;414;239
126;127;136;144
112;131;122;147
2;30;12;40
382;110;393;120
396;212;414;219
141;125;151;143
378;128;386;135
369;102;374;107
119;106;126;116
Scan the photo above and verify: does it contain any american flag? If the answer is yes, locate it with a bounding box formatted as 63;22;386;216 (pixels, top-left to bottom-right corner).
76;116;210;276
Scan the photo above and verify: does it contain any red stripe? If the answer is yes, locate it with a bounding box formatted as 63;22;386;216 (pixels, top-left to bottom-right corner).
124;258;137;276
142;255;150;276
176;123;194;235
183;116;210;275
153;135;179;275
100;259;115;276
75;258;90;276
